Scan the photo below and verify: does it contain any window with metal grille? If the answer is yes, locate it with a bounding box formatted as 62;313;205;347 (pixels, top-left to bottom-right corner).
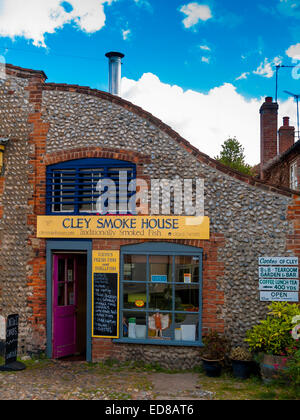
46;158;136;215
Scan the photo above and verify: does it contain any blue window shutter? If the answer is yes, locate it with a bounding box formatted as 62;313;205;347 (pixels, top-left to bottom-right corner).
46;158;136;215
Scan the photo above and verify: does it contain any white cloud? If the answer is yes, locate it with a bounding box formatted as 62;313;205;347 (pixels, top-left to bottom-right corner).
122;28;131;40
286;43;300;60
201;56;210;63
180;3;213;28
278;0;300;18
253;57;282;78
0;0;115;47
199;44;211;51
133;0;152;10
235;72;250;81
121;73;296;166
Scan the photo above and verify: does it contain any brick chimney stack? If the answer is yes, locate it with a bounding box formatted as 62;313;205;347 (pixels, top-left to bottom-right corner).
260;97;279;177
278;117;295;155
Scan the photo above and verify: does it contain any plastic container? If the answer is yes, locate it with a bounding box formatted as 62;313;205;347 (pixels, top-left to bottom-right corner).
181;325;196;341
175;328;182;341
135;325;146;339
128;318;136;339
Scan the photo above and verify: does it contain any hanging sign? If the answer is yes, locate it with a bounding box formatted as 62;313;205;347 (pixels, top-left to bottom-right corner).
259;279;299;292
259;266;298;279
260;291;299;302
37;215;210;240
258;256;299;302
258;257;298;266
92;251;120;339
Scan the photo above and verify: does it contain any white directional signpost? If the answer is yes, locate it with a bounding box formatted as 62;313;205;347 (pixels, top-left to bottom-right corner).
258;257;299;302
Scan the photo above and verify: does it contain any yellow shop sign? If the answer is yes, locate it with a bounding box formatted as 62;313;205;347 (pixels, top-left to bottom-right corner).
37;215;210;240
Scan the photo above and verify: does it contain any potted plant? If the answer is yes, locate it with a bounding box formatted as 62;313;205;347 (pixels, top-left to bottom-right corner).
230;347;252;379
201;330;229;377
245;302;300;383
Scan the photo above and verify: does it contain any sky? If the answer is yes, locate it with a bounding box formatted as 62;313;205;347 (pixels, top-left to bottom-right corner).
0;0;299;165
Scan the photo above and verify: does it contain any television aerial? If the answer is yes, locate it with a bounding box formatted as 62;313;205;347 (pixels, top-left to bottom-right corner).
284;90;300;141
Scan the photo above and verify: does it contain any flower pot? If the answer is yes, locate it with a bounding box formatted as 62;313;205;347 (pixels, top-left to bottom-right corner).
260;354;288;384
231;360;252;380
202;359;223;377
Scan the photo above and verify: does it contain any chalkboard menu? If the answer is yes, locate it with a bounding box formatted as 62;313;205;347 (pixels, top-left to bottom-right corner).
93;273;119;338
5;314;19;365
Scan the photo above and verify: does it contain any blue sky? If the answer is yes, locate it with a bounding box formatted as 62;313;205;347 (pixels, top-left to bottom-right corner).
0;0;299;164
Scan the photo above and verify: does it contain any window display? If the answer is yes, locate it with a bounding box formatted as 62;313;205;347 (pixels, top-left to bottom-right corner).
120;244;202;345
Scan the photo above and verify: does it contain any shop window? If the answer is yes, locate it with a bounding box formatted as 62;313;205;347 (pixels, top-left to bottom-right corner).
46;158;136;215
119;243;203;346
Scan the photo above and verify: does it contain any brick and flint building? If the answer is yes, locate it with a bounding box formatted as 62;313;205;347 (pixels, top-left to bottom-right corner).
0;59;299;367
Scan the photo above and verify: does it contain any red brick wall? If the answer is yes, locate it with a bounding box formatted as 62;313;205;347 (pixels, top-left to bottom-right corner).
279;118;295;155
286;194;300;303
26;76;49;349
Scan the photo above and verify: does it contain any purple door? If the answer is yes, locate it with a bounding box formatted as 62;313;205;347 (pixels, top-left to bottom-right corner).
53;255;77;359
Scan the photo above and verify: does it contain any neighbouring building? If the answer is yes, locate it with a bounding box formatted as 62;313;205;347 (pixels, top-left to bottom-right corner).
0;58;299;369
260;96;300;191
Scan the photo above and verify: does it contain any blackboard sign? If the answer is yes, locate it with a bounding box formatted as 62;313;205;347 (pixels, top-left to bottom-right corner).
5;314;19;365
93;273;119;338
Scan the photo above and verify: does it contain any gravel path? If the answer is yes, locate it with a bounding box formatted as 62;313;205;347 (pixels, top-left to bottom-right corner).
0;360;214;400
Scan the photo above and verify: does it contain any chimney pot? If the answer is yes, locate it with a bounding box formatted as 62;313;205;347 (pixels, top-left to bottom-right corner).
283;116;290;126
105;51;125;96
279;117;295;154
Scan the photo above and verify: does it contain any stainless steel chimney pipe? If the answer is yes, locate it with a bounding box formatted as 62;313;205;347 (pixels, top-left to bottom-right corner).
105;52;125;96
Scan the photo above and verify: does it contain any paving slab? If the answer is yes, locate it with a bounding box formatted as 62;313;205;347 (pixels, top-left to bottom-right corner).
148;373;214;400
0;360;214;400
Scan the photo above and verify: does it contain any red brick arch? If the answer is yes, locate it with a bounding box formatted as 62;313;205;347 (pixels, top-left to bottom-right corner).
43;147;151;167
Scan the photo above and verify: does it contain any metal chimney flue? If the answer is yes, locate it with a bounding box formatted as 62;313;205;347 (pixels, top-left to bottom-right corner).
105;52;125;96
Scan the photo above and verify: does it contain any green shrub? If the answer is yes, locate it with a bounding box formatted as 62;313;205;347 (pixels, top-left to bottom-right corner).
284;350;300;390
245;302;300;356
201;330;230;360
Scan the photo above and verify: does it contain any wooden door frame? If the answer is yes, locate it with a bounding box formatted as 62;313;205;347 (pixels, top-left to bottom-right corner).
46;240;92;362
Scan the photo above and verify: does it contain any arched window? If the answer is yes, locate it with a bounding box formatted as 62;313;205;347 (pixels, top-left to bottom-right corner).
46;158;136;215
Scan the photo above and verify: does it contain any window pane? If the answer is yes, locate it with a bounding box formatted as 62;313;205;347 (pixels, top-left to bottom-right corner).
175;314;199;342
123;283;147;310
148;283;172;311
58;283;65;306
57;259;65;282
122;311;147;339
78;168;104;213
175;284;199;311
175;256;200;283
150;255;172;283
148;312;172;341
124;255;147;282
67;281;75;305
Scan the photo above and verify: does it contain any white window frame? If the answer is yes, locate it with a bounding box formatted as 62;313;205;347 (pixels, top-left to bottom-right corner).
290;161;298;190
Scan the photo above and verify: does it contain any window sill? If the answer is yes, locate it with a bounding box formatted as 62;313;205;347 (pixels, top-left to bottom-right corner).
113;338;203;347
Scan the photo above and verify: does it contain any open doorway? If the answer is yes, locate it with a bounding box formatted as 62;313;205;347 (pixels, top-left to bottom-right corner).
52;253;87;360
